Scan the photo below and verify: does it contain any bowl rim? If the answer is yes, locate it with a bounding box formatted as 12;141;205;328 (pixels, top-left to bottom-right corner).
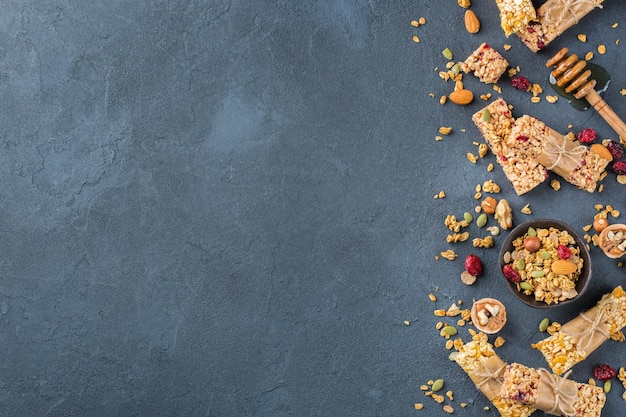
499;218;592;309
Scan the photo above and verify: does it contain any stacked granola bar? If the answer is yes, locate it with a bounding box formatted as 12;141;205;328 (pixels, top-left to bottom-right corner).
454;333;537;417
473;98;610;194
500;363;606;417
513;0;605;52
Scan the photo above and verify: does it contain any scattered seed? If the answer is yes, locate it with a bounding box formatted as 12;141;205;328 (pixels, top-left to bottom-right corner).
429;293;437;302
598;44;606;54
411;20;420;27
463;212;474;223
578;33;587;42
412;35;421;43
414;403;424;410
476;213;487;228
431;379;444;392
442;325;457;336
585;51;594;61
442;48;453;60
539;317;550;332
520;281;533;291
419;17;426;25
604;380;612;393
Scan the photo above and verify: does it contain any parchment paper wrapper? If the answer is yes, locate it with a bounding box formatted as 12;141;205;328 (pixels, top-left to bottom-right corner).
559;295;614;355
541;0;604;35
536;128;586;179
535;369;579;416
468;355;507;401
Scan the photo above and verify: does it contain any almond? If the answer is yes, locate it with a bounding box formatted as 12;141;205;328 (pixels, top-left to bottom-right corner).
449;89;474;105
464;10;480;34
590;143;613;161
551;259;578;275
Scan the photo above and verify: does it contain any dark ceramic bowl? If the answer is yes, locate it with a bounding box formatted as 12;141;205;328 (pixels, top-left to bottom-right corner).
499;219;592;308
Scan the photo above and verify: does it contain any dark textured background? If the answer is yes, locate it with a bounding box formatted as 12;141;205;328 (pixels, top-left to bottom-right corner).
1;0;625;415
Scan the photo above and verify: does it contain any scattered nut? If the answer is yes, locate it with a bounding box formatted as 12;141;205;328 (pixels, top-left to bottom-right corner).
471;297;507;334
481;197;497;214
464;9;480;34
461;271;477;285
449;89;474;105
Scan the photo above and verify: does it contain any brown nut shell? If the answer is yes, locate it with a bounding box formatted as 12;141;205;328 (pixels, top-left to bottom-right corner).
470;297;507;334
598;223;626;259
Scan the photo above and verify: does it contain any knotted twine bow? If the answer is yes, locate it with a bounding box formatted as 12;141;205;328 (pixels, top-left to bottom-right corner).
544;0;603;27
540;133;586;175
537;369;577;416
565;299;614;353
474;356;506;393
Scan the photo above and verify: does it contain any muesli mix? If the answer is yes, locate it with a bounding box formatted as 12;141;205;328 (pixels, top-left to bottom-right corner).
410;0;626;414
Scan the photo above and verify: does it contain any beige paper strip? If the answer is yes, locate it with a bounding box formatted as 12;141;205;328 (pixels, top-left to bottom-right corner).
560;298;613;354
469;355;507;401
536;128;586;178
535;369;577;416
542;0;604;34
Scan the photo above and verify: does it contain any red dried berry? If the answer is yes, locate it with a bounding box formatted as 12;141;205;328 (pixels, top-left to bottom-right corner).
503;264;521;283
510;76;531;92
594;364;616;380
607;140;624;160
557;245;572;260
577;128;597;144
465;254;483;277
516;135;529;142
613;161;626;175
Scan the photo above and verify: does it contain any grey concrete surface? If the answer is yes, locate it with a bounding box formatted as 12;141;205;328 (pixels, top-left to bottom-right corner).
1;0;625;415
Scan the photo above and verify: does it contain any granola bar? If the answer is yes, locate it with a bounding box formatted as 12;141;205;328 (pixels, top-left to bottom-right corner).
500;363;606;417
454;333;536;417
473;102;548;195
462;43;509;84
536;129;610;192
516;0;605;52
564;147;610;192
532;286;626;375
495;0;537;37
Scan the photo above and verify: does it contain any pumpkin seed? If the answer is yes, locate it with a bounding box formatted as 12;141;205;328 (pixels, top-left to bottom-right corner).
451;63;460;75
520;281;533;291
531;270;545;278
527;227;537;236
604;380;611;393
442;325;457;336
464;212;474;223
540;251;551;260
481;108;491;122
517;259;526;271
442;48;453;60
477;213;487;228
539;317;550;332
432;378;445;392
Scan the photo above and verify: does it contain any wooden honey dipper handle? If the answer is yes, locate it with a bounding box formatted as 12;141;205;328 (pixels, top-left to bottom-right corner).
547;47;626;140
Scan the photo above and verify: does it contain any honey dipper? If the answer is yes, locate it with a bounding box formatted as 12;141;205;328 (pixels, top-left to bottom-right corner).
547;47;626;140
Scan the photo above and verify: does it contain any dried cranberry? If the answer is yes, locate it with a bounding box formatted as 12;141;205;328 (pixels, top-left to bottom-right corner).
516;135;529;142
465;254;483;277
607;140;624;160
510;76;531;92
536;39;545;50
613;161;626;175
594;364;616;380
577;128;597;144
503;264;521;283
557;245;572;260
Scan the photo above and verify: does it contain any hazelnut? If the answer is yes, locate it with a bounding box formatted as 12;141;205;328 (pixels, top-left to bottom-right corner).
524;236;541;253
481;197;497;214
593;217;609;232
